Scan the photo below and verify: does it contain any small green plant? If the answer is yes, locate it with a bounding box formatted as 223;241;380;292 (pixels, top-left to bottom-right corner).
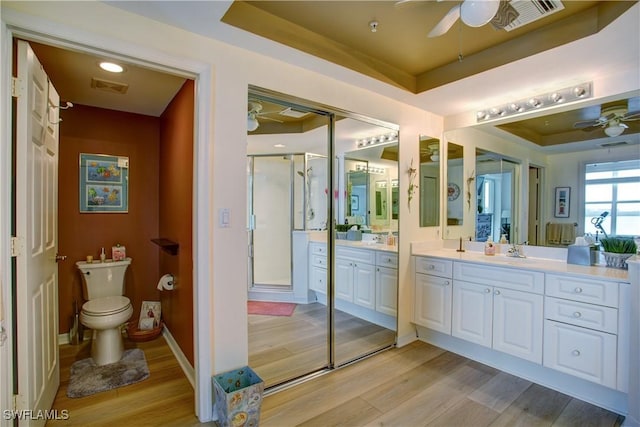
599;237;637;254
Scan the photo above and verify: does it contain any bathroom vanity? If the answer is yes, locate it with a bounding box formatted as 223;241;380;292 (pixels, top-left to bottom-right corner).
412;243;633;418
308;239;398;330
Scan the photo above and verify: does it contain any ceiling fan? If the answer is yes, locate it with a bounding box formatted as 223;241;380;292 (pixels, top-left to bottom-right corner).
573;103;640;137
247;101;283;131
428;0;519;38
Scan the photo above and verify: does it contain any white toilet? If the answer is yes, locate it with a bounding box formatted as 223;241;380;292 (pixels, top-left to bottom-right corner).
76;257;133;365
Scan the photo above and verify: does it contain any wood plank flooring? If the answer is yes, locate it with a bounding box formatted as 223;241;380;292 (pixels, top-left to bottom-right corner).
249;302;396;387
261;341;624;427
48;320;624;426
48;336;209;427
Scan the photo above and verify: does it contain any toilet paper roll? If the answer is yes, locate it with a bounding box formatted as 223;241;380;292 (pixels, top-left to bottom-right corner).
157;274;174;291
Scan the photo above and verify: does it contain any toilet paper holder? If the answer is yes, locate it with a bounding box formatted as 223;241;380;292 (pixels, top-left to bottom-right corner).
157;274;175;291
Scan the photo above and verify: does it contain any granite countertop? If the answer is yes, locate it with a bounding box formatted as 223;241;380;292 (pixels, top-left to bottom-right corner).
412;247;629;282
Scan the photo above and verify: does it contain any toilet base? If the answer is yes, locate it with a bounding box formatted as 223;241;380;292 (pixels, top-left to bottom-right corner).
90;327;125;366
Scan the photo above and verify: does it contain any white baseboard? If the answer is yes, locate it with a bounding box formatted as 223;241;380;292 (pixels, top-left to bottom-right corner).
162;326;195;389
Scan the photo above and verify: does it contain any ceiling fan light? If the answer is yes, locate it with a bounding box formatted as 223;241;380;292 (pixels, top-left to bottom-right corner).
247;115;259;131
461;0;500;27
604;124;625;137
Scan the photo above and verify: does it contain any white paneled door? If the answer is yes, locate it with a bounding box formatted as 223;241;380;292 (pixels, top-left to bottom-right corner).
15;40;60;426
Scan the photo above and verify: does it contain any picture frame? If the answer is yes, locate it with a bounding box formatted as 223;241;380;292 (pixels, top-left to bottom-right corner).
554;186;570;218
351;195;359;211
139;300;161;330
79;153;129;212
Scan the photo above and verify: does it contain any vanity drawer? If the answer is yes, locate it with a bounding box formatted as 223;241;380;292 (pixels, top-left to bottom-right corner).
415;257;453;279
376;252;398;269
309;242;327;256
311;254;328;269
453;262;544;294
543;320;617;389
546;274;618;308
545;296;618;334
335;246;375;264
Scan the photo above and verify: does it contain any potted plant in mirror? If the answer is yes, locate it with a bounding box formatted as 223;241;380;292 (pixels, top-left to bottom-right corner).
599;237;637;269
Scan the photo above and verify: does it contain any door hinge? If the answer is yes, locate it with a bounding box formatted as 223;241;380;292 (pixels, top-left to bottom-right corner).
13;394;25;411
11;236;23;257
11;77;23;98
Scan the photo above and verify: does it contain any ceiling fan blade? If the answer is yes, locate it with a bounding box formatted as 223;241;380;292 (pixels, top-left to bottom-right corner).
428;4;461;38
622;110;640;121
573;119;601;129
259;115;284;123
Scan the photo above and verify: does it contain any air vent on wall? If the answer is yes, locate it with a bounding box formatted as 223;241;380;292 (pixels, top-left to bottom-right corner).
90;77;129;94
503;0;565;31
279;107;309;119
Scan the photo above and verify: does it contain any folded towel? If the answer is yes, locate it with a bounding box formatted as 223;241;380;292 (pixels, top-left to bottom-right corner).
560;223;576;245
547;223;561;245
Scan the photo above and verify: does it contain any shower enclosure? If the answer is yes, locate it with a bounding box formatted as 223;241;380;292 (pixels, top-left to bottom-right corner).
247;153;326;290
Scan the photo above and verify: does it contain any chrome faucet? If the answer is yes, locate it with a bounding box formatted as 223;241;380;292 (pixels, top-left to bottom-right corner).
507;242;527;258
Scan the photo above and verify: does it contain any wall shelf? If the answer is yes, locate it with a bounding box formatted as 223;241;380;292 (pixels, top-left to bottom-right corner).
151;238;179;255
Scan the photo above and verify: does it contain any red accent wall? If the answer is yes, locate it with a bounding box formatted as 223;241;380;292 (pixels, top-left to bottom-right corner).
58;105;161;339
159;80;194;364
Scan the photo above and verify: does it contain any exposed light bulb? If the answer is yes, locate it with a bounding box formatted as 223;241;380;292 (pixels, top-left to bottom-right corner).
604;123;625;137
247;115;259;131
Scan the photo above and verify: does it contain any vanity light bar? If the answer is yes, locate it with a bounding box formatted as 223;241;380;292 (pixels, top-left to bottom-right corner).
356;132;398;148
354;164;385;175
476;82;593;123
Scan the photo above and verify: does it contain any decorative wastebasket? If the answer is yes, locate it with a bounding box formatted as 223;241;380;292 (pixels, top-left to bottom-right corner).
213;366;264;427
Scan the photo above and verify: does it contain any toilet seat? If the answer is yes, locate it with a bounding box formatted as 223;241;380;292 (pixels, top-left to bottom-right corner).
82;295;131;316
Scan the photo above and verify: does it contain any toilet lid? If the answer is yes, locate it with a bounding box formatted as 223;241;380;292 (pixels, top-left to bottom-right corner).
82;296;131;315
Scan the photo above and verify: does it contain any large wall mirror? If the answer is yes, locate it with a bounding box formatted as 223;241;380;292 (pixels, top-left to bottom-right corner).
446;142;464;228
475;148;520;244
419;135;440;227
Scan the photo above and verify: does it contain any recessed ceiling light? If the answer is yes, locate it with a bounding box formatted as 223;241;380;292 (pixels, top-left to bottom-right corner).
274;144;285;148
99;62;124;73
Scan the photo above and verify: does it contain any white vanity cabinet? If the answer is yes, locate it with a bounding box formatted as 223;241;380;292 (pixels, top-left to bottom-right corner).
376;252;398;316
307;242;398;328
413;257;453;334
452;262;544;363
309;242;328;294
543;273;620;389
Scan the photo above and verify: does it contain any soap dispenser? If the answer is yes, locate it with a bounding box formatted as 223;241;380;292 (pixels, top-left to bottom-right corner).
484;237;495;256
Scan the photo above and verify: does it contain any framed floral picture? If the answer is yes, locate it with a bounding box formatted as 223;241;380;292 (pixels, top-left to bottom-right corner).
79;153;129;212
554;186;570;218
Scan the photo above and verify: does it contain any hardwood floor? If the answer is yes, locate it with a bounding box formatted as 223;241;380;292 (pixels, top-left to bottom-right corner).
249;302;396;387
261;341;624;427
48;336;210;427
49;324;623;426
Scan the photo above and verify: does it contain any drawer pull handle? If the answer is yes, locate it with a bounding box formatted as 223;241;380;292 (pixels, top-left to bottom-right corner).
494;290;501;296
485;288;491;293
573;312;582;318
444;281;450;286
387;258;392;263
428;265;435;270
572;350;581;357
574;287;583;293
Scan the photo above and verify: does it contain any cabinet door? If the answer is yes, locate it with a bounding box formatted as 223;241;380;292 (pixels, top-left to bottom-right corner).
309;265;327;294
452;280;492;347
376;266;397;316
335;258;354;302
353;262;376;309
493;288;543;364
544;320;617;388
414;273;452;334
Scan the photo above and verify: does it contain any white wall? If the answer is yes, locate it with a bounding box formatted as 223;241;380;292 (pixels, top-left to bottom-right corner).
0;1;440;421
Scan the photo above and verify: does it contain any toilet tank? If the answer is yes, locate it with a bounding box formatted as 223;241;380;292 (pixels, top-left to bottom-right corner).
76;258;132;300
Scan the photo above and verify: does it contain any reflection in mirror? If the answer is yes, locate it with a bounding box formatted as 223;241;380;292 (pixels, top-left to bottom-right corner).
391;179;399;220
345;161;368;222
419;135;440;227
475;148;520;243
446;142;464;227
375;180;388;219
